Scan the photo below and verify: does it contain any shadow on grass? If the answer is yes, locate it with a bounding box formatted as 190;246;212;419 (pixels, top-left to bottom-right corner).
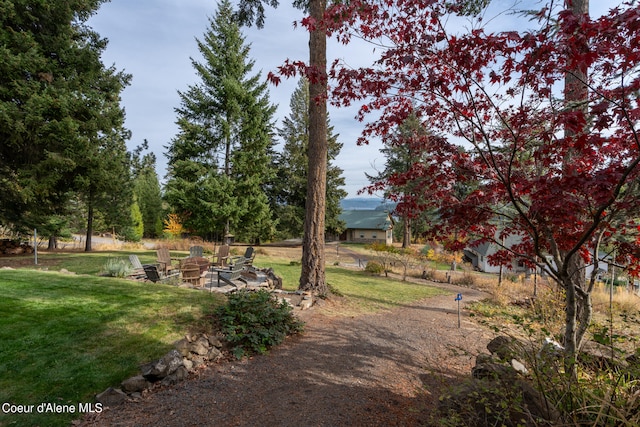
0;269;222;427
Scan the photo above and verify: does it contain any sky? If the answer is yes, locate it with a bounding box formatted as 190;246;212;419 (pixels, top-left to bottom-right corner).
88;0;382;199
88;1;616;199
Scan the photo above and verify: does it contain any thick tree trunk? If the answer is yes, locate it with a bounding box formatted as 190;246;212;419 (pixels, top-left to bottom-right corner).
47;235;57;250
299;0;328;295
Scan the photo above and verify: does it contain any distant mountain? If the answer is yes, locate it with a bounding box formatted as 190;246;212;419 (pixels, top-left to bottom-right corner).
340;197;397;211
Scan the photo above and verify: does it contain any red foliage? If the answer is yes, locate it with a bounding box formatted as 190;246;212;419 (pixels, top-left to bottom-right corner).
323;1;640;278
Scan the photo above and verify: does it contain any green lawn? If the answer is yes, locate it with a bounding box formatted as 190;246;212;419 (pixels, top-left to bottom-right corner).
1;249;447;426
0;269;223;427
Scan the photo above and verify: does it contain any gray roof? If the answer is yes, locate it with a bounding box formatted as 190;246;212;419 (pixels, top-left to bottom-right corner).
339;210;393;231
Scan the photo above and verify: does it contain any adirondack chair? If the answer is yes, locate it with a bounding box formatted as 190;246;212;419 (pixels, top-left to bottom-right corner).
128;254;148;279
211;262;245;287
180;262;206;287
180;256;210;275
143;265;176;283
156;248;178;275
189;245;204;258
210;244;230;267
243;247;255;267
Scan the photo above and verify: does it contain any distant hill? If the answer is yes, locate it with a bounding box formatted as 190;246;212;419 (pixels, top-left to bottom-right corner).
340;197;397;211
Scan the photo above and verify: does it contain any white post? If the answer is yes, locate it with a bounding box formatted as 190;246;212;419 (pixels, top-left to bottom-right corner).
33;228;38;265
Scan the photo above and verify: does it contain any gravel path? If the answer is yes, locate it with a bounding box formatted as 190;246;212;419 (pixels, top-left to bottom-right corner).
79;279;491;427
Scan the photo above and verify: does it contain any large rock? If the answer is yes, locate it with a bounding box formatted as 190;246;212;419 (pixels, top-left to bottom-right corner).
141;350;183;381
121;375;151;393
95;387;127;407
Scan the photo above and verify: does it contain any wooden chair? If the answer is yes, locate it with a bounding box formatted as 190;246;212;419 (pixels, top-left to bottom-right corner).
143;265;177;283
180;262;205;287
156;248;178;275
243;247;255;267
210;244;230;267
189;245;204;258
128;254;148;279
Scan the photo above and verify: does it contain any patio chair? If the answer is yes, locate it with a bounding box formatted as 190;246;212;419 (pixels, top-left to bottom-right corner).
156;248;178;275
180;256;210;275
180;262;206;287
128;254;148;279
143;265;177;284
189;245;204;258
243;247;255;267
210;244;230;267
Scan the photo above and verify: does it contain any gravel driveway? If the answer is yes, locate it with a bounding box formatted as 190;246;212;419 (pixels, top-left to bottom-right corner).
79;279;491;427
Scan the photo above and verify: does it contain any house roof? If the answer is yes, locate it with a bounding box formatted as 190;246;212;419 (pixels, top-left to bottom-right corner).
339;210;393;231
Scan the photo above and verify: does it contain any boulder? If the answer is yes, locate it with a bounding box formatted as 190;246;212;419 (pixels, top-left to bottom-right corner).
141;350;183;381
95;387;127;407
121;375;151;393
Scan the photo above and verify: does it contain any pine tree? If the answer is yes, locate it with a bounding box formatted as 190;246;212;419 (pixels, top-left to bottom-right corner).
132;141;164;238
164;0;276;242
272;78;346;239
0;0;130;232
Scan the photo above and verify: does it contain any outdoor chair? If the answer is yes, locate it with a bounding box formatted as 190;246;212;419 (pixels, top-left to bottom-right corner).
242;246;255;267
180;256;210;275
143;265;177;284
180;262;206;287
156;248;178;275
189;245;204;258
128;254;148;279
210;244;230;267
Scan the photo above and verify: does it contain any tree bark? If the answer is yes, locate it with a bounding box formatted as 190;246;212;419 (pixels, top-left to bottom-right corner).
299;0;328;295
402;214;411;248
562;0;589;377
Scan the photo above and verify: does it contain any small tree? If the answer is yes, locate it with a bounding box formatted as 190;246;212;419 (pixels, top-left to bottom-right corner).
327;1;640;373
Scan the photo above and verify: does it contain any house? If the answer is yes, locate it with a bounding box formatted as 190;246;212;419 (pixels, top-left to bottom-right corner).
338;210;394;245
464;237;610;279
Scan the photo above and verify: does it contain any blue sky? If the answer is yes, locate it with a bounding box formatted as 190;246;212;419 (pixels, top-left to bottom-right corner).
88;1;616;199
88;0;381;199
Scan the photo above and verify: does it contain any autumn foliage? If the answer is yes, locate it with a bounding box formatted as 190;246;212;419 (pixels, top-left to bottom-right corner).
272;0;640;364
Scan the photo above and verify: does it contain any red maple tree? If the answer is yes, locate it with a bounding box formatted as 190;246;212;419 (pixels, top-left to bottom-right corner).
321;0;640;370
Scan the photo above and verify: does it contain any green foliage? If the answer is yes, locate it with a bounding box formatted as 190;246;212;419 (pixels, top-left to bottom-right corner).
270;78;347;238
0;1;131;231
101;257;133;278
164;0;276;242
120;201;144;242
215;289;304;358
365;260;385;275
132;142;164;238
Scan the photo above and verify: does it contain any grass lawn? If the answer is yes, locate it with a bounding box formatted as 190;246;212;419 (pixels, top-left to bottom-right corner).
1;247;447;426
0;268;223;427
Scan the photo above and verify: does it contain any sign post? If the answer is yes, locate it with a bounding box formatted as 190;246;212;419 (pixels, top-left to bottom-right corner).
455;293;462;328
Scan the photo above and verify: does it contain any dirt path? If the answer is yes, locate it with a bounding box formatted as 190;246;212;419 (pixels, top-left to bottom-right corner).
80;278;492;427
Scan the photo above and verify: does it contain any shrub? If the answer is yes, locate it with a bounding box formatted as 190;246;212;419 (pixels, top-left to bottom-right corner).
215;290;304;359
101;257;132;278
365;260;385;275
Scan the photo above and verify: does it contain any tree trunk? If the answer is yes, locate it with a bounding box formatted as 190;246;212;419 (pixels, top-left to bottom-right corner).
402;214;411;248
47;235;57;250
562;0;589;377
299;0;328;295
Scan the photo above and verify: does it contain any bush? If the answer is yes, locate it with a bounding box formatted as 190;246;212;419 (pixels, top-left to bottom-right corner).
215;290;304;359
365;260;385;275
101;257;132;278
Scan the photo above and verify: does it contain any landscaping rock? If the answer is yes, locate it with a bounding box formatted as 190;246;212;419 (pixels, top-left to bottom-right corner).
175;338;191;357
96;387;127;407
121;375;151;393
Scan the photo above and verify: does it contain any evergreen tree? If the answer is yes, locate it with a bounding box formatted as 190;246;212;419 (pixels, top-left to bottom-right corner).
164;0;276;242
0;0;130;232
132;141;164;238
272;78;346;239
